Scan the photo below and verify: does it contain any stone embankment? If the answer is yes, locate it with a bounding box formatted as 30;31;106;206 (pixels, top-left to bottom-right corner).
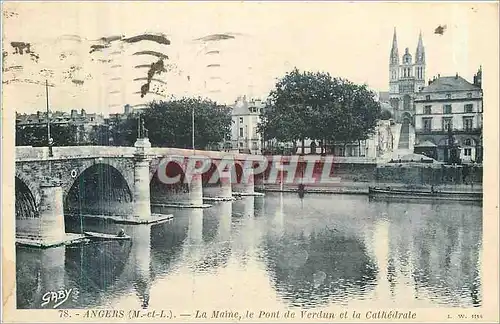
258;181;483;195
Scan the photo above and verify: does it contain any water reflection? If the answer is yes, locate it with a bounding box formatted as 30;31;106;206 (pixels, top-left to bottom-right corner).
263;223;378;308
217;202;232;243
187;209;204;246
129;225;152;309
16;193;482;309
411;203;482;307
150;211;189;277
16;246;66;309
254;197;265;218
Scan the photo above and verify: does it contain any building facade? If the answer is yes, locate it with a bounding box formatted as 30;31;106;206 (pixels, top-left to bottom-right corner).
414;69;483;163
389;28;426;125
16;109;106;145
228;96;264;154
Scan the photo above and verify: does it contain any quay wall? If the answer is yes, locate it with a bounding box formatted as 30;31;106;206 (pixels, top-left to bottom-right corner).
374;164;482;185
258;159;483;186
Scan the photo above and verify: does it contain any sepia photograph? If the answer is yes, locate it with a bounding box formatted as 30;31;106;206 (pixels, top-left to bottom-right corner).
2;1;499;323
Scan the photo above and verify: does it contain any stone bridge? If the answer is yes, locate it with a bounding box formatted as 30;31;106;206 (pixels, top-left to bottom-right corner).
15;140;264;246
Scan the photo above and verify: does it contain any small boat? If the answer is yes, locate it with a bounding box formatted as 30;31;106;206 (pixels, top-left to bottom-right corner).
368;187;482;202
83;231;131;241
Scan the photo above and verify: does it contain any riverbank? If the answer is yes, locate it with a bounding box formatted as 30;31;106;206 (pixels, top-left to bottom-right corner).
257;182;483;195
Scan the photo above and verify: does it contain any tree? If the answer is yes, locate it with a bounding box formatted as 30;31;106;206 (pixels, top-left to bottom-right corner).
258;68;381;154
143;98;232;149
108;116;138;146
16;124;78;146
88;124;112;146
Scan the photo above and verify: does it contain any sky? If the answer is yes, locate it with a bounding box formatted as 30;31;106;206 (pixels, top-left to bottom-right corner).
2;1;498;115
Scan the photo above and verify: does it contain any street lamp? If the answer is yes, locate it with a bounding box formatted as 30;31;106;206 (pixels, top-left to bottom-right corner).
183;42;210;153
45;79;53;157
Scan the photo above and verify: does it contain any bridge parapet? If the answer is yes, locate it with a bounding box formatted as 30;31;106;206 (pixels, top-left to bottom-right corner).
16;146;137;161
146;147;265;162
16;146;265;162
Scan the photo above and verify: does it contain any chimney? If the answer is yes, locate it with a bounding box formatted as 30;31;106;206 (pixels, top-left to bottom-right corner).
124;104;131;115
455;72;458;79
474;66;482;88
428;79;432;85
80;109;86;117
437;74;440;78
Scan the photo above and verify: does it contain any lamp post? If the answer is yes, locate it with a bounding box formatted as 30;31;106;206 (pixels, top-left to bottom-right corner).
192;86;195;152
45;79;53;157
184;43;209;154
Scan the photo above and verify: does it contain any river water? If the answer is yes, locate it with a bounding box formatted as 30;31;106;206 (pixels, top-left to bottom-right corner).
16;193;482;309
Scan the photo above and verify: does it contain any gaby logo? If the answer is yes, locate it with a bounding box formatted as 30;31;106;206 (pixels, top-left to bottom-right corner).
41;288;78;308
154;155;341;185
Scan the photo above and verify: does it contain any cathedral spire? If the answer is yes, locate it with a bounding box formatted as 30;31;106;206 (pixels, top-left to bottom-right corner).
390;27;399;65
415;30;425;63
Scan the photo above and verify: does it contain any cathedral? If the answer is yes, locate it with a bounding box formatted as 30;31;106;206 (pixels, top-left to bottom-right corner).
389;28;426;125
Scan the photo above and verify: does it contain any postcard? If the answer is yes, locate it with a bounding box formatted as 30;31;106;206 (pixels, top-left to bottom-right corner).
2;1;499;323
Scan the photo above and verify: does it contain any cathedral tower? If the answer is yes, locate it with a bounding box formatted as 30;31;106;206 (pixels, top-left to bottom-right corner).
388;29;426;124
414;31;426;91
389;28;399;94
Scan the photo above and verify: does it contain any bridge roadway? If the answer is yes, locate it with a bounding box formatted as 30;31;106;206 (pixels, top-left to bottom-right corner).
15;141;264;247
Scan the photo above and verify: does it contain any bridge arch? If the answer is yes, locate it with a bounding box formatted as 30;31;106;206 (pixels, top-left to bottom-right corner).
150;159;189;205
15;176;39;220
15;170;41;208
63;159;134;198
233;162;244;184
202;162;223;186
65;163;133;218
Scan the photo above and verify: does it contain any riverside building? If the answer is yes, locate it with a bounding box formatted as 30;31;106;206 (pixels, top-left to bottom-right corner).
413;68;483;163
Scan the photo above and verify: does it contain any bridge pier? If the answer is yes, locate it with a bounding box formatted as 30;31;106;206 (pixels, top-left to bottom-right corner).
37;181;66;241
219;171;233;199
187;173;204;207
16;179;83;247
233;166;263;197
133;155;152;220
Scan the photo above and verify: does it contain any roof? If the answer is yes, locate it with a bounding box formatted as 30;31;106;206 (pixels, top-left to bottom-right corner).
415;140;437;147
420;76;480;93
399;153;437;162
231;96;264;116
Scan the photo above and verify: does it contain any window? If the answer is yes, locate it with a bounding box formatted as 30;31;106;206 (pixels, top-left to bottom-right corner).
426;95;431;100
239;117;243;123
464;148;472;156
423;118;432;132
442;117;452;131
259;109;263;114
239;142;243;147
463;117;473;131
467;93;472;99
446;93;451;99
424;105;432;114
443;105;452;114
465;139;472;146
464;104;473;113
239;128;244;137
